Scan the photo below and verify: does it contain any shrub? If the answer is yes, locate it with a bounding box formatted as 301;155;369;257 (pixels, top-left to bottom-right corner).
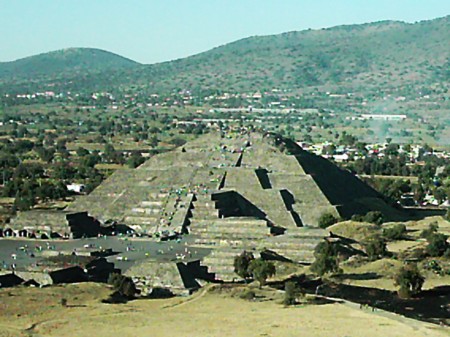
394;264;425;298
234;251;255;280
169;137;187;147
283;281;301;306
318;213;339;229
351;214;365;222
363;235;387;260
119;277;138;298
445;209;450;222
420;222;438;240
239;289;256;300
310;241;341;276
383;224;406;240
444;248;450;259
248;258;276;287
106;272;137;300
363;211;384;225
425;233;449;257
108;272;123;289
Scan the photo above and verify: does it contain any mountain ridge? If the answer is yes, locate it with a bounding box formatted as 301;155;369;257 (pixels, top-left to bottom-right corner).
0;47;139;80
0;15;448;94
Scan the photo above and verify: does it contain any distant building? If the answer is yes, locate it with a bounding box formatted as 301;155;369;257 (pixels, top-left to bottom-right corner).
360;114;407;121
67;183;85;193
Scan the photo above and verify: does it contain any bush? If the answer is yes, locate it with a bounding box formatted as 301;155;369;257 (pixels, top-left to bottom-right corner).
107;272;137;300
108;272;123;289
425;232;449;257
383;224;406;240
420;222;438;240
283;281;300;306
363;235;387;260
248;258;276;287
363;211;384;225
445;209;450;222
351;214;365;222
394;264;425;298
169;137;187;147
234;251;255;280
318;213;339;229
310;241;341;276
119;277;138;298
239;289;256;300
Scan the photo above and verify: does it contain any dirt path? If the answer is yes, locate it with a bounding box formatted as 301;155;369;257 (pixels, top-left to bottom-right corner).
162;285;210;309
316;295;448;333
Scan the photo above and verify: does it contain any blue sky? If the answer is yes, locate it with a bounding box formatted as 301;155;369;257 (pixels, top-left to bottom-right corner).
1;0;449;64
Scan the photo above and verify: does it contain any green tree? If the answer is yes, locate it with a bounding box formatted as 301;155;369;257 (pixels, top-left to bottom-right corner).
248;258;276;288
233;251;255;280
363;211;384;225
14;195;34;211
363;235;387;260
76;147;90;157
126;152;145;168
394;264;425;298
318;212;339;229
107;273;137;299
420;222;438;240
310;241;341;276
383;224;406;241
425;233;449;257
35;146;55;163
283;281;303;306
446;208;450;222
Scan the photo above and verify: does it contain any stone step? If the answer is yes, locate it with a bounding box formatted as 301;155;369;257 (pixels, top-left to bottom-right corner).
141;200;164;207
195;233;269;241
193;238;264;249
264;241;319;249
193;225;269;234
124;216;159;225
148;193;169;199
190;209;218;217
192;218;268;227
131;207;161;215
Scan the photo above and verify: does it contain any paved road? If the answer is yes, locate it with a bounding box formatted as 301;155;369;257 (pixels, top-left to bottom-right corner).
0;235;210;273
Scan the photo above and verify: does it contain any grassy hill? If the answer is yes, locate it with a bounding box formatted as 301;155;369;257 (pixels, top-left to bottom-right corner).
0;16;448;94
136;16;449;93
0;48;140;82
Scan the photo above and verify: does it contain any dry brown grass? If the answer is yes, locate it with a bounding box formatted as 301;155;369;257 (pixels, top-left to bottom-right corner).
0;283;448;337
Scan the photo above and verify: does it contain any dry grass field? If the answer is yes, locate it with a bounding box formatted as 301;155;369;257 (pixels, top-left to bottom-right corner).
0;283;448;337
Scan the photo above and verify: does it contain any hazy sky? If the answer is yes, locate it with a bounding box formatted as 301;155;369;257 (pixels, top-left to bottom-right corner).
1;0;449;64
